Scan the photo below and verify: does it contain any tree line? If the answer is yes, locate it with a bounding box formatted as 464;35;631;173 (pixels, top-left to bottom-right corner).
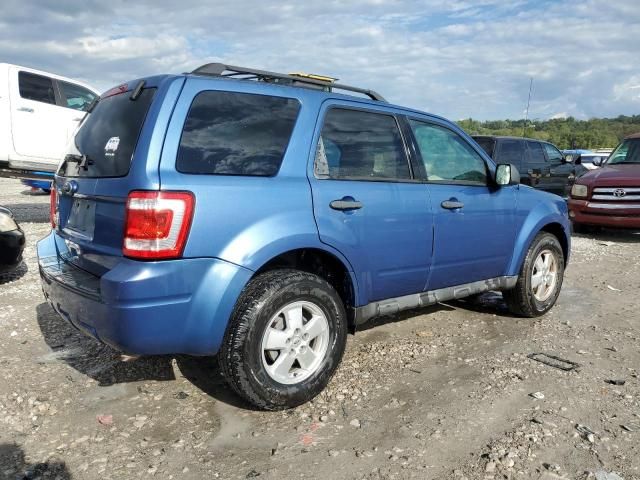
457;115;640;150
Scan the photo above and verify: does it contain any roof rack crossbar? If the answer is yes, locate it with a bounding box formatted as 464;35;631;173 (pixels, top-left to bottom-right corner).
190;63;386;102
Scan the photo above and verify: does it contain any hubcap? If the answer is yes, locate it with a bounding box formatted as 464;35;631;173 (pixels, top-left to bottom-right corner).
531;249;558;302
260;301;330;385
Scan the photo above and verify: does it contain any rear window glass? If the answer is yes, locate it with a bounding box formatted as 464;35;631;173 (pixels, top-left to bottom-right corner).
177;91;300;176
498;139;525;165
473;137;496;158
19;71;56;105
527;141;546;163
60;88;156;177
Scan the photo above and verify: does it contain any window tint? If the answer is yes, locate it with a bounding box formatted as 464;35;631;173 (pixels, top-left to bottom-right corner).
58;81;97;111
473;137;496;158
177;91;300;176
527;141;546;163
543;143;563;162
498;139;525;165
409;120;487;184
60;88;156;177
315;108;410;180
18;71;56;105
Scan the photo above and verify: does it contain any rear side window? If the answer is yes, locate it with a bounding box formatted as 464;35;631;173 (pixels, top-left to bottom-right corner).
58;81;97;111
60;88;156;177
498;140;525;166
527;141;546;163
314;108;411;181
18;71;56;105
177;91;300;176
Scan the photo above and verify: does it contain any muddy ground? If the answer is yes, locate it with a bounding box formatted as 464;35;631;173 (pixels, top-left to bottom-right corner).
0;177;638;480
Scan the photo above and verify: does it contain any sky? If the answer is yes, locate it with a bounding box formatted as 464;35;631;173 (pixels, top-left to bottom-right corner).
1;0;639;121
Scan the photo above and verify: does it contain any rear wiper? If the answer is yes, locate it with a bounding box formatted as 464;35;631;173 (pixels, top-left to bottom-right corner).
64;154;94;170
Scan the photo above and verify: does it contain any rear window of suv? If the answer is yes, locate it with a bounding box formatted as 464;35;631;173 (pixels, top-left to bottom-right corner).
176;91;300;176
60;88;156;177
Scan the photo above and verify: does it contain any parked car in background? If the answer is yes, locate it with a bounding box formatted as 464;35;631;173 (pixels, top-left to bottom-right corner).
473;136;586;198
569;132;640;230
39;63;570;410
562;149;592;163
0;63;99;178
575;152;610;170
0;206;25;274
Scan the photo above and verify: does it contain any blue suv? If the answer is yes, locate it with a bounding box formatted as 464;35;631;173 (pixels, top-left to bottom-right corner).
38;64;570;409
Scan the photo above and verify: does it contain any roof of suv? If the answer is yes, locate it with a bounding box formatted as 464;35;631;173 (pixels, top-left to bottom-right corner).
190;63;386;102
473;135;549;142
180;63;454;126
624;132;640;139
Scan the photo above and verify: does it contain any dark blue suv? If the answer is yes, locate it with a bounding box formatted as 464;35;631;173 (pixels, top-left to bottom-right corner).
38;64;570;409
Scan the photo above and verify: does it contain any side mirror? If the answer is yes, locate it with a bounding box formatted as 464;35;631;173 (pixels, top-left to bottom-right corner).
574;155;582;165
592;157;602;167
561;155;569;164
495;163;520;186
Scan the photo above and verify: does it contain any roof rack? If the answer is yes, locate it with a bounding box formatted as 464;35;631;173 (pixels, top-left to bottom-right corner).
190;63;386;102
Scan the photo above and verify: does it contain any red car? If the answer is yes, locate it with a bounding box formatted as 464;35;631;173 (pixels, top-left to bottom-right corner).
568;132;640;230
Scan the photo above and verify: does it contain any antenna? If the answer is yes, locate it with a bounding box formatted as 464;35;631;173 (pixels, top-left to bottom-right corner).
523;77;533;137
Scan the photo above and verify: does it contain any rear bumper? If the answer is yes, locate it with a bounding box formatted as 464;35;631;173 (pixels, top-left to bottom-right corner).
568;199;640;229
37;232;253;355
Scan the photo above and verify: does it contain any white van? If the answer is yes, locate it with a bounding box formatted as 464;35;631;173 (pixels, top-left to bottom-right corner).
0;63;100;174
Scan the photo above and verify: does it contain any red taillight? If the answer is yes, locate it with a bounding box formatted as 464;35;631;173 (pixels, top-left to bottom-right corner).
49;187;57;229
123;191;195;259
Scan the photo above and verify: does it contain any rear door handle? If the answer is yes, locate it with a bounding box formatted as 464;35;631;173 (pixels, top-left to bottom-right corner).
17;107;34;113
330;199;363;211
441;200;464;210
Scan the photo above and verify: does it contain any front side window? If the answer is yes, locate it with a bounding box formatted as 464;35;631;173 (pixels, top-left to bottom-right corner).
608;139;640;165
527;141;546;163
409;120;487;184
543;143;563;162
315;108;410;181
177;91;300;176
58;81;97;111
18;71;56;105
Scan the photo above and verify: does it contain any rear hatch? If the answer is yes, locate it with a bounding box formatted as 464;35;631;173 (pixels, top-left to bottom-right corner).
52;79;166;276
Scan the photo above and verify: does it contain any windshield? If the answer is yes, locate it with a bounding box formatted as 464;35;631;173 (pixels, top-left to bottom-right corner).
607;138;640;165
59;88;156;177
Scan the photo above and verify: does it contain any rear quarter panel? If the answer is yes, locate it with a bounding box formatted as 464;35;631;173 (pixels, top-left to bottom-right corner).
158;78;356;276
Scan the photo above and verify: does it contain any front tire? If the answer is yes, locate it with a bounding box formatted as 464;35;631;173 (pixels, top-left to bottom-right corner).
219;269;348;410
503;232;564;317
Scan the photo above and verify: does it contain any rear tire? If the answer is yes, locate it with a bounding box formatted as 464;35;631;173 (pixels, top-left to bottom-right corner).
503;232;564;317
219;269;347;410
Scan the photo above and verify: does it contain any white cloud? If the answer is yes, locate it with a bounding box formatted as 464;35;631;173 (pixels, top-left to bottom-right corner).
0;0;638;119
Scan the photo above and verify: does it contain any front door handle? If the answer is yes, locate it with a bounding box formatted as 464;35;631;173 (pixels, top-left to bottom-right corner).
17;107;34;113
330;198;363;211
441;200;464;210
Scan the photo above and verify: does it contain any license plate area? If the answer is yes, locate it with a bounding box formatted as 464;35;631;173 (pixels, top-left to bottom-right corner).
63;198;96;240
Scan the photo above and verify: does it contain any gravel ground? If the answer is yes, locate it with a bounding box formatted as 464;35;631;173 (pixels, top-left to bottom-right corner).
0;177;639;480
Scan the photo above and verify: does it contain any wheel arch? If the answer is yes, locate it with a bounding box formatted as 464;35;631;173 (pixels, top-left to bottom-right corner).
251;246;359;330
507;215;571;277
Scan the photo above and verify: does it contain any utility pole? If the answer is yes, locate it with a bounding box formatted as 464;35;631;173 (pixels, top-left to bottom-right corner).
523;77;533;137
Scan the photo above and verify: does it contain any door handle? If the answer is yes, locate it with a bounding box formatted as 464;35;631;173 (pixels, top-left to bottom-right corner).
441;200;464;210
72;117;83;121
330;198;363;211
17;107;34;113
